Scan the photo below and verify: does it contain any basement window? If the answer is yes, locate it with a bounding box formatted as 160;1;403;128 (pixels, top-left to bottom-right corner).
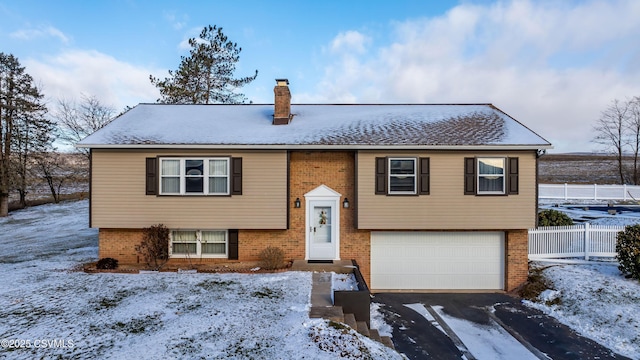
170;230;228;258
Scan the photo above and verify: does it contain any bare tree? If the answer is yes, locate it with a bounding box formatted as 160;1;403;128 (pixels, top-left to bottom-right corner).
627;96;640;184
33;152;66;203
593;99;629;184
54;94;115;159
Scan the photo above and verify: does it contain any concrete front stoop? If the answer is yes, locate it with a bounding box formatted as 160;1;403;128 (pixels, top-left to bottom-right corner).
307;271;395;350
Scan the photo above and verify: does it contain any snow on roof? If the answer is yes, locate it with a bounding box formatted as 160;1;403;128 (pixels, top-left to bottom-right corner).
77;103;552;149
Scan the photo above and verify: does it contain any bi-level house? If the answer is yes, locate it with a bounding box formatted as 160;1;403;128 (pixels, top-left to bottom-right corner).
77;79;551;291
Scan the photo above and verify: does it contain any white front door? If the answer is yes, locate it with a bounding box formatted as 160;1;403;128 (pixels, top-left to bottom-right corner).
304;185;341;260
309;201;336;259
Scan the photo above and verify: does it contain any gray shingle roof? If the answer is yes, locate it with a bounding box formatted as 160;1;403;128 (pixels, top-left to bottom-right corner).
77;103;551;149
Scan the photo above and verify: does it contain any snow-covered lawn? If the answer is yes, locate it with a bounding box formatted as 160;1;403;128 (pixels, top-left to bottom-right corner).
0;201;401;359
525;262;640;359
532;202;640;359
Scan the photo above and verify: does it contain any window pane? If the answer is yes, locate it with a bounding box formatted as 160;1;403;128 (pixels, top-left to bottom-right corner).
479;176;504;192
161;178;180;193
185;160;203;175
173;231;197;241
390;159;415;175
186;178;203;193
478;158;504;175
209;177;228;193
209;159;228;175
202;231;225;242
172;243;197;254
162;160;180;175
390;176;415;192
202;243;226;254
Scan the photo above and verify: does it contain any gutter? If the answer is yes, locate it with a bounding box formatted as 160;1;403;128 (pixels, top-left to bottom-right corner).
76;143;554;151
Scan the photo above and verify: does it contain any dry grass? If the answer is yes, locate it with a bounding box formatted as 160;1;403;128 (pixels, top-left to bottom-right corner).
538;153;628;184
518;265;554;301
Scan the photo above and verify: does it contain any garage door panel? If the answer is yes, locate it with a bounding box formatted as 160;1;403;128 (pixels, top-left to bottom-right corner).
371;231;504;290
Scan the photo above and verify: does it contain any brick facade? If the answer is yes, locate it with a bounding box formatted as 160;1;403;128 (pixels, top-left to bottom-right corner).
97;149;529;290
505;229;530;292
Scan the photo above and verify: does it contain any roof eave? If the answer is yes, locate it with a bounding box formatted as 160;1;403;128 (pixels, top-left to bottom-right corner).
76;143;553;151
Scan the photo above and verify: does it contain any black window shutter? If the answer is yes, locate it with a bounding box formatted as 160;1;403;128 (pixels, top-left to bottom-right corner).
228;229;239;260
419;157;430;195
145;157;158;195
464;157;476;195
508;157;519;195
231;157;242;195
375;157;387;195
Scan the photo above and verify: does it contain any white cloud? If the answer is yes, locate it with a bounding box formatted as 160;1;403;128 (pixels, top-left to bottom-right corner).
164;11;189;30
10;25;70;44
23;50;161;112
329;30;370;55
306;0;640;152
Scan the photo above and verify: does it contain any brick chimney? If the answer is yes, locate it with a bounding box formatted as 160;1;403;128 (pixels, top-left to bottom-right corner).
273;78;292;125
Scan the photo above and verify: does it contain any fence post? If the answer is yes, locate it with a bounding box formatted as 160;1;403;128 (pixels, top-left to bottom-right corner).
624;184;627;201
584;223;590;261
593;184;597;201
564;183;568;200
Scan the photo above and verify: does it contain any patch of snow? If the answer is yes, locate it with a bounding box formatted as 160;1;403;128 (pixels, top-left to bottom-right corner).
403;303;446;335
332;273;358;291
430;305;539;360
538;289;560;304
370;303;394;337
0;201;402;359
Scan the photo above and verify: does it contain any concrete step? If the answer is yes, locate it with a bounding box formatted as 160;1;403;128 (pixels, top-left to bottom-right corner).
380;336;395;350
310;306;344;323
343;313;357;330
356;321;370;337
369;328;381;342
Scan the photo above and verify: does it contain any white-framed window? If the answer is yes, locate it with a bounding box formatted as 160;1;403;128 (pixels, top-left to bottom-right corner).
160;158;230;195
170;230;228;258
388;158;417;194
477;157;505;194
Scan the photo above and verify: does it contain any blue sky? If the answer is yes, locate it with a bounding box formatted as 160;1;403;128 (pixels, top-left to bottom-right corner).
2;0;640;153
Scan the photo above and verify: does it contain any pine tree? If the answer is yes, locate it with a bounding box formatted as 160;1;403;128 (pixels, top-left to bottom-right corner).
13;95;52;208
0;53;51;216
150;25;258;104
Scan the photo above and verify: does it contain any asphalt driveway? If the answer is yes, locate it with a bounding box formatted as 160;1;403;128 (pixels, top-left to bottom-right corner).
372;293;631;360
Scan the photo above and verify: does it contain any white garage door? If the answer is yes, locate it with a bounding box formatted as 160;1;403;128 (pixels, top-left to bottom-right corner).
371;231;505;290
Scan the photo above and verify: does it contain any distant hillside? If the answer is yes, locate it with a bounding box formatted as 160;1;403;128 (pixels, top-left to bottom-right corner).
539;153;627;184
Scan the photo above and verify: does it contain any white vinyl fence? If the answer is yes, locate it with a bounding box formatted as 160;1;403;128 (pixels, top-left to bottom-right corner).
539;183;640;201
528;223;622;260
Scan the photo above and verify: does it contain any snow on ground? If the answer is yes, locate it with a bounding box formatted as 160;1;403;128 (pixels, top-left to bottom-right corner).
332;273;358;291
0;201;401;359
532;201;640;359
431;305;539;360
525;262;640;359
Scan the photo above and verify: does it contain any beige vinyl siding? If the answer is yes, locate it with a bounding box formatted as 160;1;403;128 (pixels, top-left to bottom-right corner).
91;149;287;229
357;151;537;230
